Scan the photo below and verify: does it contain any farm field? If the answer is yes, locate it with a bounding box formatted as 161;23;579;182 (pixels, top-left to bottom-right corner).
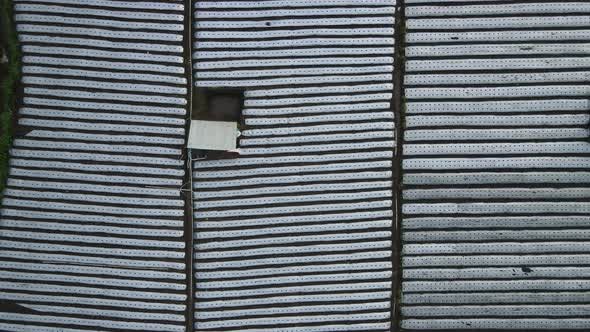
0;0;189;331
1;1;590;331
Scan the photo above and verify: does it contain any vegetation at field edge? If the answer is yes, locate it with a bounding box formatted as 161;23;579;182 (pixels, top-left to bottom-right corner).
0;0;19;197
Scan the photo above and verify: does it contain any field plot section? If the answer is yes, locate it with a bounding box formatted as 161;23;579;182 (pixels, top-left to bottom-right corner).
192;1;396;331
0;1;188;331
401;1;590;330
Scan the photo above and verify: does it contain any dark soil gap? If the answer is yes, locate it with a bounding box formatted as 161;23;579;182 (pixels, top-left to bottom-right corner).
391;0;407;330
182;0;195;331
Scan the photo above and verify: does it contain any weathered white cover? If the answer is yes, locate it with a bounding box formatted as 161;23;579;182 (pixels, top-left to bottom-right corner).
402;0;590;330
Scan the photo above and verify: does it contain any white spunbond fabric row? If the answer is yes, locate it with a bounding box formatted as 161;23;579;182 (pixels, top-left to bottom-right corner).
192;1;396;331
401;1;590;329
0;1;188;331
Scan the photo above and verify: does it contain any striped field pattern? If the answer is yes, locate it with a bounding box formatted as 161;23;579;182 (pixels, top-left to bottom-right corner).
4;0;590;331
192;1;396;331
401;0;590;330
0;0;188;331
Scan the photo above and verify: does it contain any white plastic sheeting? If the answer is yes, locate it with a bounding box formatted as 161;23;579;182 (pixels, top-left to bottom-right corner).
192;1;396;331
402;0;590;330
0;1;188;331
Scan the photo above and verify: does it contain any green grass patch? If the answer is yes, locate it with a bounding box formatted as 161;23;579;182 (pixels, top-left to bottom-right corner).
0;0;20;196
